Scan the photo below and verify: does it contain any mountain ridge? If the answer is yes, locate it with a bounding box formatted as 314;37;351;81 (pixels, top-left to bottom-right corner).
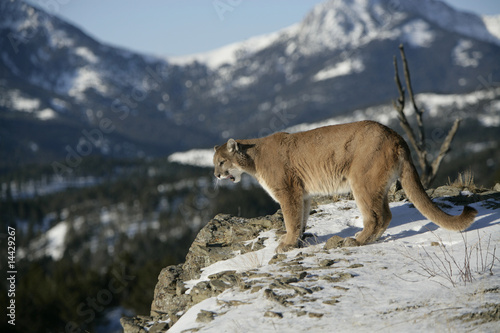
1;0;499;170
168;0;500;69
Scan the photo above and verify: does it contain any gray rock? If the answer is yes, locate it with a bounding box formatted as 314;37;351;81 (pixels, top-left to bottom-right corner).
264;311;283;318
143;212;285;328
319;259;335;267
268;253;287;265
431;186;462;198
149;322;169;333
264;288;291;306
196;310;216;323
308;312;324;318
324;235;344;250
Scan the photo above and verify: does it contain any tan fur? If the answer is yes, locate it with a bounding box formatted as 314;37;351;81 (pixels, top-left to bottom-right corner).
213;121;477;252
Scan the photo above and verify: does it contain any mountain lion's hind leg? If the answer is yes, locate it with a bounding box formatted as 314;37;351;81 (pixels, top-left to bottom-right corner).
301;198;312;236
374;195;392;240
350;183;387;245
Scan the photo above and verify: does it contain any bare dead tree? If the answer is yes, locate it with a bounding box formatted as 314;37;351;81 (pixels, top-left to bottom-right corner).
393;44;461;188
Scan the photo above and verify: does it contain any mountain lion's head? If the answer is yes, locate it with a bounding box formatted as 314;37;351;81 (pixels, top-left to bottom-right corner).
213;139;253;183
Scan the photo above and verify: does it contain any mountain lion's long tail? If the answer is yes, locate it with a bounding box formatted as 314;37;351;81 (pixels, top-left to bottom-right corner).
399;152;477;231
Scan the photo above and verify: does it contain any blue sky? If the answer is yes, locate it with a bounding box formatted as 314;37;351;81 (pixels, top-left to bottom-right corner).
26;0;500;57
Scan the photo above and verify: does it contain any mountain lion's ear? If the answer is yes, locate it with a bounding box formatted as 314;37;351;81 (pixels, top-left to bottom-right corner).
227;139;239;153
214;145;220;152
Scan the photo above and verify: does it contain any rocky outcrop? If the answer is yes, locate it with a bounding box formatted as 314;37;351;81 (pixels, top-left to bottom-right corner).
121;211;286;331
121;185;500;332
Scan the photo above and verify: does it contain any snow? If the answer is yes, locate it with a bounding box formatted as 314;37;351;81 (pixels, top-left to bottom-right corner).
288;88;500;133
45;221;68;260
184;230;279;291
20;221;69;261
168;27;290;70
75;46;99;64
8;90;41;112
168;149;215;168
233;75;257;89
479;114;500;128
312;58;365;82
167;0;500;72
479;98;500;127
168;196;500;333
1;90;57;120
62;67;109;100
292;0;395;56
483;15;500;41
453;39;482;68
400;19;435;48
37;108;57;120
398;0;500;46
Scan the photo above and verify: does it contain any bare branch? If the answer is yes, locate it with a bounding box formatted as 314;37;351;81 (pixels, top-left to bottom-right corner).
393;51;426;173
428;118;462;185
392;44;462;187
399;44;426;158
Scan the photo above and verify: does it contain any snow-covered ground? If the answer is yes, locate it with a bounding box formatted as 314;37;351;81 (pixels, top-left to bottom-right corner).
168;195;500;332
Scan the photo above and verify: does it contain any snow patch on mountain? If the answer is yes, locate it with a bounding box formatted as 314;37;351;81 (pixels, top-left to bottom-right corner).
8;90;41;112
453;39;482;68
312;57;365;81
56;67;109;100
168;27;290;70
37;108;57;120
289;87;500;133
233;75;258;89
397;0;500;46
483;15;500;40
168;149;216;168
400;19;435;47
75;46;99;64
19;221;69;261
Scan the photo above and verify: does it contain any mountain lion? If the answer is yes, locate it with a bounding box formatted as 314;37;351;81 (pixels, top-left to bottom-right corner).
213;121;477;252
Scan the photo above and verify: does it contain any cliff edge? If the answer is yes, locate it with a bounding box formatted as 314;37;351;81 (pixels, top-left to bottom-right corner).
122;185;500;332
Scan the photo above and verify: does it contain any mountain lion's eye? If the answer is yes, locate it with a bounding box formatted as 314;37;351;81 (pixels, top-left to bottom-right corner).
219;161;224;166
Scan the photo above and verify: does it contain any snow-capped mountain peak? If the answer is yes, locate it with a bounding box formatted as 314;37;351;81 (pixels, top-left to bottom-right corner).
293;0;404;54
286;0;500;55
170;0;500;68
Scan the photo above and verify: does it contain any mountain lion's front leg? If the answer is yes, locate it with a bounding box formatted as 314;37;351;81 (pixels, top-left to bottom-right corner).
276;191;304;253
